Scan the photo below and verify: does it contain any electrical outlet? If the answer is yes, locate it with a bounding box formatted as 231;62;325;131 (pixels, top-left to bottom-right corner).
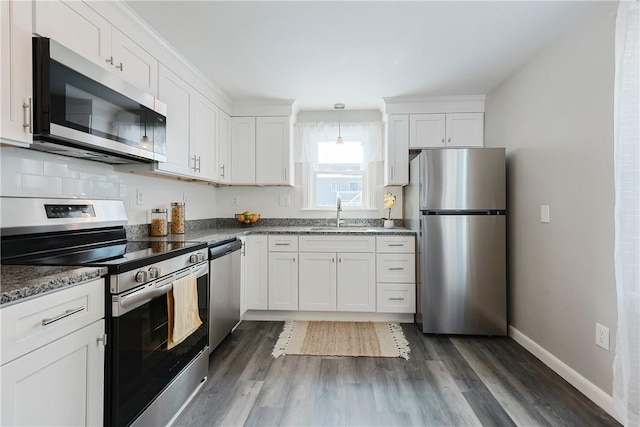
541;205;550;223
279;194;290;206
136;188;144;205
595;322;610;351
232;196;239;206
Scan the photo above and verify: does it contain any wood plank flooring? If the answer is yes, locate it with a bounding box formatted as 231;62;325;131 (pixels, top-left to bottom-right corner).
174;321;619;427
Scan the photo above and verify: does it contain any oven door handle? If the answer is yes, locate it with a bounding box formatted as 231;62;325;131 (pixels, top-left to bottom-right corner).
120;283;173;311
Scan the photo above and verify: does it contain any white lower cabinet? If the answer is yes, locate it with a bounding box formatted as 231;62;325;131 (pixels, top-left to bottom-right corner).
268;252;298;310
298;235;376;313
245;235;268;310
0;278;106;426
336;252;376;312
298;252;337;311
376;236;416;314
1;319;105;426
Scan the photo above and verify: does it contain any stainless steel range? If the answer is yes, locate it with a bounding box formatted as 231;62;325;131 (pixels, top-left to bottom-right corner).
0;197;209;427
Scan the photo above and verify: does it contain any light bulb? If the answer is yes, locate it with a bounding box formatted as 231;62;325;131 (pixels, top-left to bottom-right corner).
140;135;150;148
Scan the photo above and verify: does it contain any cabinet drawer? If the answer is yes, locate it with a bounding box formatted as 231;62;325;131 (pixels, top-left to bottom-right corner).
377;236;415;253
377;284;416;313
1;278;105;365
268;235;298;252
376;254;415;283
299;235;375;253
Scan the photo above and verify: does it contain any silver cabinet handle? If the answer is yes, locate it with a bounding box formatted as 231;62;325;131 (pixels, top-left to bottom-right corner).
191;155;198;171
332;258;335;263
274;243;290;246
41;306;85;326
389;267;404;271
97;334;107;346
116;62;123;71
220;164;225;178
22;98;32;132
292;257;295;263
441;138;445;143
448;137;451;143
196;156;201;172
388;244;404;247
389;297;405;301
339;258;342;263
106;56;114;65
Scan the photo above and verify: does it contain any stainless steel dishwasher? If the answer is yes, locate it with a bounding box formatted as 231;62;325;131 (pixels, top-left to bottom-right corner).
208;238;242;353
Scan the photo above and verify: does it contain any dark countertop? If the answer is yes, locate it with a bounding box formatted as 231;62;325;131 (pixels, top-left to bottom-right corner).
0;265;108;307
1;226;415;306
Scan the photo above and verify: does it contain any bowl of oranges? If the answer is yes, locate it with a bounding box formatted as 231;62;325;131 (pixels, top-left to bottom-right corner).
235;211;260;225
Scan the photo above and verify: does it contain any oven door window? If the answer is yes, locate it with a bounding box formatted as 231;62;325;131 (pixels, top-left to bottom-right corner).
109;274;208;427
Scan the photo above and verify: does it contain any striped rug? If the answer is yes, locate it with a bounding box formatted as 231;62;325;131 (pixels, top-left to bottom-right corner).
271;320;410;360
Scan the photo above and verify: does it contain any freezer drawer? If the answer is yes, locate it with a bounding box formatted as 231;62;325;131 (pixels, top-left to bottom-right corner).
420;214;506;335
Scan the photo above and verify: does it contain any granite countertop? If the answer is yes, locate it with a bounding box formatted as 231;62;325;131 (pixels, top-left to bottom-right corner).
1;225;415;306
158;225;415;246
0;265;108;307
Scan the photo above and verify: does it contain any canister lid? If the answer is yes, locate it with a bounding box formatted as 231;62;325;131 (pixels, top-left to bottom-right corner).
171;202;185;206
151;208;168;213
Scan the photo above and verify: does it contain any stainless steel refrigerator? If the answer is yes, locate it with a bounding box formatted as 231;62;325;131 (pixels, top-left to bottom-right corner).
404;148;507;335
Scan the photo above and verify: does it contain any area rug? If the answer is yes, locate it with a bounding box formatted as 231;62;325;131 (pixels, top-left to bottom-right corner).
271;321;410;360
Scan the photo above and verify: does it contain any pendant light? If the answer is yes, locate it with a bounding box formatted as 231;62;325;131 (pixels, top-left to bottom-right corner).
334;103;345;145
140;109;150;149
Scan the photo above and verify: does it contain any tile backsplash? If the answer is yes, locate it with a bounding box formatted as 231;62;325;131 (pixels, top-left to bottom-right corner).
0;147;217;225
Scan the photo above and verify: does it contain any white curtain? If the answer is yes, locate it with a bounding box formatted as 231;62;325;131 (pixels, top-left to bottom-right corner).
295;121;383;163
613;1;640;426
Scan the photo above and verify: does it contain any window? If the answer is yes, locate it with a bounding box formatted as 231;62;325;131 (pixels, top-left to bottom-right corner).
297;122;382;210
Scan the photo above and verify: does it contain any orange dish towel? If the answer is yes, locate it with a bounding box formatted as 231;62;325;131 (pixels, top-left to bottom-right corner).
167;273;202;350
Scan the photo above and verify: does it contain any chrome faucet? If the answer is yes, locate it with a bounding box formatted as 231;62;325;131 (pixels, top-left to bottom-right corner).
336;195;346;227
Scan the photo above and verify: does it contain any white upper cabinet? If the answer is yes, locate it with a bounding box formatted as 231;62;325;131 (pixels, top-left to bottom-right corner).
217;110;232;184
445;113;484;147
192;93;218;181
409;114;445;148
33;0;111;70
0;0;33;147
256;117;293;185
33;1;158;96
157;64;193;177
385;114;409;186
231;117;257;184
409;113;484;148
110;28;158;96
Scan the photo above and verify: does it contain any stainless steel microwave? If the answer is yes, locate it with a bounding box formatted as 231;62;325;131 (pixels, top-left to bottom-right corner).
31;37;167;164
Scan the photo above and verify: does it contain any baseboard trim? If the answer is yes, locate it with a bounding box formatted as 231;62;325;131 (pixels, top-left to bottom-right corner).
508;326;621;424
243;310;414;323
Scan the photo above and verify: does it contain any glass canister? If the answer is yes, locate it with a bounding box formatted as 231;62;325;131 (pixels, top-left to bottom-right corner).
171;202;185;234
150;209;168;236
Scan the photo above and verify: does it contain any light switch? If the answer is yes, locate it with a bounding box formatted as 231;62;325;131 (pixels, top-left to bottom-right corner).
541;205;550;223
279;194;290;206
232;196;239;206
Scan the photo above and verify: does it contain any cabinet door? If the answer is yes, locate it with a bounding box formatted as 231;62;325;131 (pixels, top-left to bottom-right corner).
192;94;218;181
445;113;484;147
337;252;376;312
111;28;158;96
33;0;111;69
0;319;105;427
0;0;32;146
245;235;268;310
231;117;256;184
157;65;193;177
256;117;292;185
299;252;337;311
268;252;298;310
385;114;409;186
217;110;231;184
409;114;445;148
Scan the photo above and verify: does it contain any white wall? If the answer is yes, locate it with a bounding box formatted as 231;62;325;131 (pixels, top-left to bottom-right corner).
485;1;617;395
0;147;217;225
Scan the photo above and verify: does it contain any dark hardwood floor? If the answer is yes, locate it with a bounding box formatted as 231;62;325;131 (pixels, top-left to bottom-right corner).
174;321;619;427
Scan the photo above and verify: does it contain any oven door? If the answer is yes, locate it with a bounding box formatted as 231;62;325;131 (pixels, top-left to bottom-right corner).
107;262;208;427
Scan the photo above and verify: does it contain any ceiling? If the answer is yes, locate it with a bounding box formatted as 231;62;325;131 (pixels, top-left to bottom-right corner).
125;1;605;111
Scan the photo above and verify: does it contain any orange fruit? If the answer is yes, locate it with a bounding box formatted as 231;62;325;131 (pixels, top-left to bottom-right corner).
250;213;260;223
237;214;245;222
